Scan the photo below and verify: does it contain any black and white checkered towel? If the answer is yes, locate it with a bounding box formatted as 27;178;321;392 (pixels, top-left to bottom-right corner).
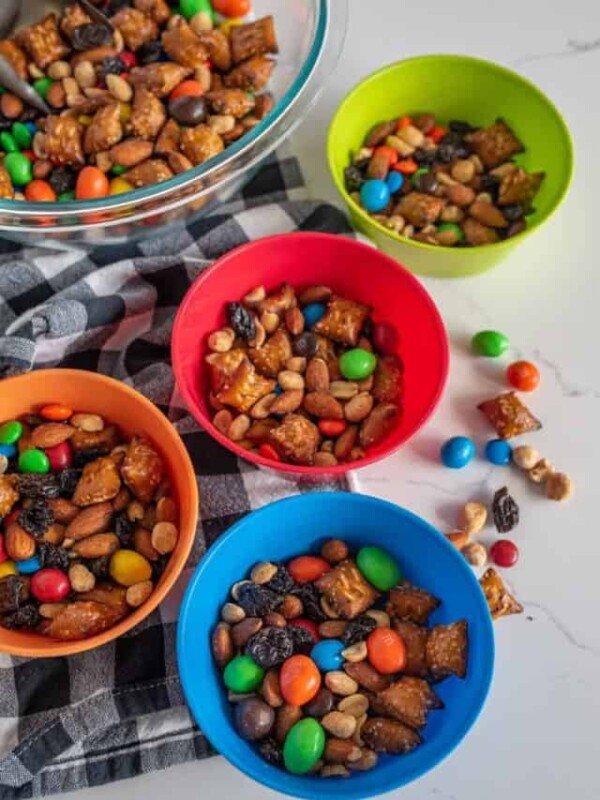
0;151;356;798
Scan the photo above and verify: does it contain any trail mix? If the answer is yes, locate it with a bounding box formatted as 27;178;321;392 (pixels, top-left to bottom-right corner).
0;2;277;202
206;284;403;467
345;113;545;247
0;405;179;639
211;540;468;777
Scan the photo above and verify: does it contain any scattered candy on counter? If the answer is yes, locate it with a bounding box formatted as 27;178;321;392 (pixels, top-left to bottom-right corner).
506;360;540;392
440;436;475;469
345;114;544;247
211;540;469;777
471;330;509;358
0;3;279;204
485;439;512;466
205;283;403;466
0;407;180;639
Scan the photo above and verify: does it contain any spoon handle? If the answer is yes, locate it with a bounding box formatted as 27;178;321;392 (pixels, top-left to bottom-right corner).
0;56;50;115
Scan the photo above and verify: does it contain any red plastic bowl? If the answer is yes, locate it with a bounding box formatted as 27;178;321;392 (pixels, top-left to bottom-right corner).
172;233;449;480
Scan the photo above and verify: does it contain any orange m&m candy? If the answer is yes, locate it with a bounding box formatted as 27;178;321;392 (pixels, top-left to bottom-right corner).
212;0;251;17
288;556;330;585
40;403;73;421
280;655;321;706
367;627;407;674
25;180;56;202
76;166;110;200
169;80;207;102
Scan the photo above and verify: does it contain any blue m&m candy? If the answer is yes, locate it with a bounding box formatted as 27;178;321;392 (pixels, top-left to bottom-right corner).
0;444;17;458
386;171;404;194
359;179;390;213
303;303;326;328
310;639;344;672
440;436;475;469
17;556;41;575
485;439;512;465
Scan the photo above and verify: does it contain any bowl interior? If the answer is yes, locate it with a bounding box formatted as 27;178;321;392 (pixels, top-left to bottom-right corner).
328;55;573;245
177;493;495;800
0;369;198;657
172;232;448;476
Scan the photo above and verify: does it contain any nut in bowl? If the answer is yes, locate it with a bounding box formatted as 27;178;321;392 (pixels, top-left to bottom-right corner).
328;55;574;277
177;493;495;799
172;232;449;482
0;369;198;657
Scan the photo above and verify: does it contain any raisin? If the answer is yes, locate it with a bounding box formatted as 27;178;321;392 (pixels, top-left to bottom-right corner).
449;120;476;135
2;604;40;630
49;166;76;196
293;332;318;358
341;615;377;646
18;500;54;538
73;448;108;468
38;542;70;571
291;583;325;623
71;23;113;51
137;41;164;64
344;165;364;193
105;0;130;13
413;148;436;166
237;583;282;617
114;512;134;547
492;487;519;533
361;316;373;339
151;554;169;581
288;624;313;655
258;738;283;767
87;555;111;579
17;474;60;500
58;468;82;496
503;203;525;222
245;626;294;668
100;56;125;79
479;174;501;202
0;113;12;133
266;564;296;595
0;575;29;615
227;302;256;341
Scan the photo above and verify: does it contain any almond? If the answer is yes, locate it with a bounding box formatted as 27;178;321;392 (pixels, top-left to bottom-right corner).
49;497;79;524
275;704;303;744
285;307;305;336
303;392;343;420
43;523;66;545
446;183;476;207
65;502;114;541
299;285;332;306
334;425;358;461
344;392;374;423
319;620;348;639
324;739;362;764
468;199;507;228
5;523;35;560
261;668;283;707
212;621;234;668
72;532;120;559
156;496;177;524
270;389;304;414
359;403;399;448
134;527;160;561
305;358;330;392
231;617;263;648
31;422;75;449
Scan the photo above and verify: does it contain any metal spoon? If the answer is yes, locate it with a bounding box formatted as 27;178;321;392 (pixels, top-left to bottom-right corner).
0;0;113;116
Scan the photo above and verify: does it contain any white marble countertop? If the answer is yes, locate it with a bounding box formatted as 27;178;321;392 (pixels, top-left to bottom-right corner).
75;1;599;799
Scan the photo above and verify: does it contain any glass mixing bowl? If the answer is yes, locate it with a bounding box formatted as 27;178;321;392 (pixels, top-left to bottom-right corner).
0;0;347;245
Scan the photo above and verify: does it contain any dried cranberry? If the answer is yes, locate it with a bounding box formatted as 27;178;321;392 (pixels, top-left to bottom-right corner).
246;626;294;668
71;23;113;51
492;487;519;533
227;302;256;340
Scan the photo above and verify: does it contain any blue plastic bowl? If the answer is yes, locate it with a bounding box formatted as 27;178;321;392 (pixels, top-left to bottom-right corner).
177;493;495;799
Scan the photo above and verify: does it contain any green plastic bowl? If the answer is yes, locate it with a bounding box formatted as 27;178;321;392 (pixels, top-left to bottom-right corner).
327;55;574;278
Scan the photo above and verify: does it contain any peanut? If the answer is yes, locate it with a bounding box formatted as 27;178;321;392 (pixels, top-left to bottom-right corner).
338;694;369;717
341;641;367;662
190;11;214;33
325;671;359;696
73;61;96;90
213;409;233;435
545;472;574;501
528;458;554;483
314;452;338;467
459;502;487;536
106;74;133;102
228;414;251;441
249;393;277;420
250;561;278;584
277;370;305;391
126;580;153;608
451;159;476;184
322;711;357;739
48;60;72;80
151;522;178;554
286;357;306;373
243;285;266;307
320;765;350;778
365;609;390;628
396;124;425;148
513;445;539;470
208;328;235;353
461;541;487;567
261;311;280;333
248;321;266;349
221;602;245;624
349;749;378;771
68;563;96;593
329;381;359;400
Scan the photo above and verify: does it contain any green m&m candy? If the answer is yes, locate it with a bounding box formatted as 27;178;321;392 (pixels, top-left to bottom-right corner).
180;0;215;21
283;719;325;775
11;122;32;150
339;348;377;381
0;131;18;153
4;152;32;186
33;77;53;99
18;448;50;474
357;546;401;591
223;655;264;693
471;330;509;358
0;420;23;446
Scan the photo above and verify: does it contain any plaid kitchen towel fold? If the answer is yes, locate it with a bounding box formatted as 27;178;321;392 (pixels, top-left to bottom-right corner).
0;150;356;798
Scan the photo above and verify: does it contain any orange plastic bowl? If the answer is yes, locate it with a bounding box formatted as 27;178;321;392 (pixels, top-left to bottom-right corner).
0;369;199;658
172;232;449;482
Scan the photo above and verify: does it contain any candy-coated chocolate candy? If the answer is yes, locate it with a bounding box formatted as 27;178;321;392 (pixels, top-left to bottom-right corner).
12;122;32;150
310;639;344;672
288;555;330;584
440;436;475;469
18;448;50;474
471;330;509;358
386;171;404;194
40;404;73;421
273;385;283;396
17;556;42;575
223;655;265;693
367;627;407;674
356;545;401;591
31;568;70;602
0;561;17;578
25;180;57;202
234;697;275;741
490;539;519;568
180;0;215;20
506;360;540;392
76;166;110;200
0;535;7;563
359;179;391;213
302;303;326;328
213;0;251;17
372;322;398;355
280;655;321;706
110;550;152;586
289;618;320;643
318;419;347;437
485;439;512;466
339;348;377;381
109;177;133;195
258;443;280;462
437;221;464;242
283;718;326;775
33;78;53;99
4;152;32;186
45;441;73;471
0;420;23;445
0;132;18;153
0;444;17;458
